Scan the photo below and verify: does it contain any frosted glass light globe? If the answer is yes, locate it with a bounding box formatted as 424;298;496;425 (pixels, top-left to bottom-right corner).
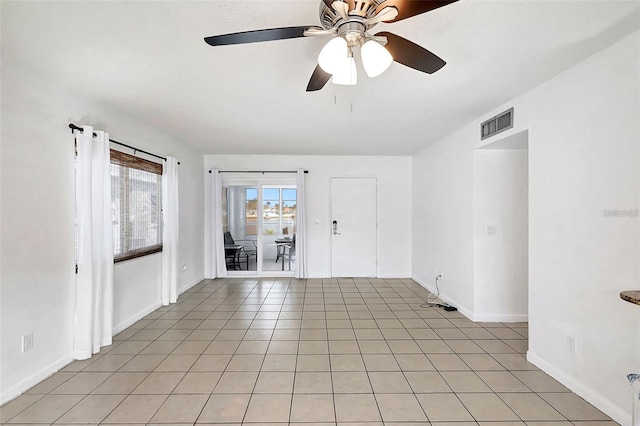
361;40;393;78
318;37;348;74
331;56;357;85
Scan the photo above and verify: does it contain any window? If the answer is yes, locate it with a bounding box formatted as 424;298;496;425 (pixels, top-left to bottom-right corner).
111;150;163;262
281;188;297;235
263;187;297;236
242;187;297;236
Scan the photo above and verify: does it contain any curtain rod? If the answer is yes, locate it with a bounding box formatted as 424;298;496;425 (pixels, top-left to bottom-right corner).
208;170;308;174
69;123;180;165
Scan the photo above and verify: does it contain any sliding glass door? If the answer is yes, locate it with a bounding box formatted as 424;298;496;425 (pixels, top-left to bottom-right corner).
225;185;259;272
261;186;296;273
221;175;296;276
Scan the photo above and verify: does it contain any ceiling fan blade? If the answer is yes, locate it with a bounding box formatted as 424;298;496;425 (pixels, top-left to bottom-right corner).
375;0;458;22
377;31;446;74
306;65;332;92
364;6;399;25
304;27;338;37
204;26;321;46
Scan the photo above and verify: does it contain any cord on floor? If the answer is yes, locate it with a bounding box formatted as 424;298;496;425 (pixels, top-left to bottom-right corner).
420;275;457;312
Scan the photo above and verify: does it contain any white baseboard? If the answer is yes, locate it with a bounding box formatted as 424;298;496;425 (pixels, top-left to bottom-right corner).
3;301;164;405
411;275;474;321
527;350;629;426
0;354;73;406
178;276;205;295
1;278;207;408
112;300;162;335
472;312;528;323
113;277;205;335
410;276;528;323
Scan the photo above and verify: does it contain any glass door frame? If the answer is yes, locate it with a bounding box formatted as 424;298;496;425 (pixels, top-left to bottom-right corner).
221;175;296;277
260;184;297;277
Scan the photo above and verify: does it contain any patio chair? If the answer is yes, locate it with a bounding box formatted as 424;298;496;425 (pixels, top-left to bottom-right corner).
224;231;257;270
281;233;296;271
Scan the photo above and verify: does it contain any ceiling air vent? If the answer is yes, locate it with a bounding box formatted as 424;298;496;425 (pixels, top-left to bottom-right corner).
481;108;514;140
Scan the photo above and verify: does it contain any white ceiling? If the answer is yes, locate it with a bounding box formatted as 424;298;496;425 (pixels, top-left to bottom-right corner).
2;1;639;155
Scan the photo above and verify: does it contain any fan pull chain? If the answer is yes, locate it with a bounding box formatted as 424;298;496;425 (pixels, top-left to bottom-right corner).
350;82;354;113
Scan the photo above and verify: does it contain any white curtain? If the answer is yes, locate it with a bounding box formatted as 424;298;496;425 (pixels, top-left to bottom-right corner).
161;157;179;305
295;169;307;278
210;169;227;277
74;125;113;360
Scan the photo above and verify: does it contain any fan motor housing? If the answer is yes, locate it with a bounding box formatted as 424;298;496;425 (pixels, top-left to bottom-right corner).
338;22;367;46
320;0;382;29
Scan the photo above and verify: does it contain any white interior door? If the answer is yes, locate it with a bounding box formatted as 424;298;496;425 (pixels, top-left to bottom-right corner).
331;177;377;277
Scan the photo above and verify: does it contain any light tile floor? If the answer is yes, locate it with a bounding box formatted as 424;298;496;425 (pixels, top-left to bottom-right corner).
0;278;617;425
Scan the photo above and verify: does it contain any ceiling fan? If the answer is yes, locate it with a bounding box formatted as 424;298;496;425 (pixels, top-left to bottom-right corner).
204;0;458;91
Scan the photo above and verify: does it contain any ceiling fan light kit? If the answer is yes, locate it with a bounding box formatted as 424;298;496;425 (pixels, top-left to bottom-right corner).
204;0;458;91
318;20;392;83
318;36;348;74
361;39;393;78
331;56;358;85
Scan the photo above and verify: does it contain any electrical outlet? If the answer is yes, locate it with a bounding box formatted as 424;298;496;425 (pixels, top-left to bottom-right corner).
434;269;444;280
22;333;33;353
566;335;576;353
181;265;187;271
486;226;497;236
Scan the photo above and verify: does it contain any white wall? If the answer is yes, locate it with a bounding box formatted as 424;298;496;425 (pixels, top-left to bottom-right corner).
526;31;639;424
0;57;205;404
411;31;639;424
473;145;528;322
112;254;162;334
411;123;476;317
204;155;412;278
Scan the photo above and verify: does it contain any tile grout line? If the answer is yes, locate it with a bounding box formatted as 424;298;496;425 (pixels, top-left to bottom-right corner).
1;277;612;425
377;278;434;423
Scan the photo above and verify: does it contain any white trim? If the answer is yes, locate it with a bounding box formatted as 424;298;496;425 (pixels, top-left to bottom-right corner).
472;312;528;322
411;275;527;323
0;277;208;407
177;275;206;294
112;300;163;335
0;354;73;406
411;275;474;321
226;271;258;277
527;350;629;426
115;276;204;335
255;271;295;278
221;272;295;279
